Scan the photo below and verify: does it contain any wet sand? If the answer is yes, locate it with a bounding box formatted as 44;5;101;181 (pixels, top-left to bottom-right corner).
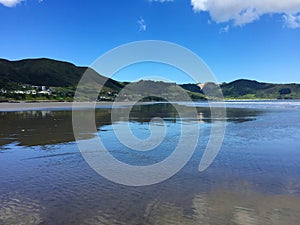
0;101;140;112
0;101;164;112
143;190;300;225
1;188;299;225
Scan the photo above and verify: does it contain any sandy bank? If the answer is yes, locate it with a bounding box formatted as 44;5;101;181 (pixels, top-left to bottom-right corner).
0;101;207;112
0;101;139;112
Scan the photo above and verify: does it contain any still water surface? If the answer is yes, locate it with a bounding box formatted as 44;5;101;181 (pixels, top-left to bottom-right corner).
0;101;300;225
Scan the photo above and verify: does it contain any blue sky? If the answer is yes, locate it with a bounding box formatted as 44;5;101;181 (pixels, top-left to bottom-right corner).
0;0;300;83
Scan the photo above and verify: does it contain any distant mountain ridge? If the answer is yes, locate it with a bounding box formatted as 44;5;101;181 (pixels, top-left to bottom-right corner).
220;79;300;99
0;58;300;100
183;79;300;99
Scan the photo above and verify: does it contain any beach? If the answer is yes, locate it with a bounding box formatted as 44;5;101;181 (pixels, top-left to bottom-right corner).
0;101;141;112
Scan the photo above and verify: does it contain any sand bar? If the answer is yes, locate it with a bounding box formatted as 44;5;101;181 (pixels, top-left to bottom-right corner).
0;101;163;112
0;101;141;112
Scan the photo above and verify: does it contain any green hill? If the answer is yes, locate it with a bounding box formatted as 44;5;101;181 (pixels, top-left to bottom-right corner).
180;79;300;99
220;79;300;99
1;58;300;101
0;58;123;91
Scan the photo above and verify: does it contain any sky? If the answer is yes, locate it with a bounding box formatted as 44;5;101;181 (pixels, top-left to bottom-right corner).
0;0;300;84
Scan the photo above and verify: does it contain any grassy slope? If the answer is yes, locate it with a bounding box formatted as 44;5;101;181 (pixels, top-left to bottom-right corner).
220;79;300;99
0;58;123;91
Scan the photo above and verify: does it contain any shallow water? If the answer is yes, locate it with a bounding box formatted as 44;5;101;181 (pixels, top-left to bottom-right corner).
0;101;300;225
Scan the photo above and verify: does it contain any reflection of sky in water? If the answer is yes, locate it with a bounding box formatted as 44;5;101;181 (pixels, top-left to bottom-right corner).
98;120;204;166
0;101;300;224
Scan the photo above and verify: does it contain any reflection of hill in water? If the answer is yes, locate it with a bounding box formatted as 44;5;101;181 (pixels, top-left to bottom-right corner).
0;109;112;147
0;103;262;147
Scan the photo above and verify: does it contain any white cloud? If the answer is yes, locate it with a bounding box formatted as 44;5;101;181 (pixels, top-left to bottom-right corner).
0;0;43;7
283;13;300;28
0;0;23;7
220;25;229;33
191;0;300;27
138;17;147;31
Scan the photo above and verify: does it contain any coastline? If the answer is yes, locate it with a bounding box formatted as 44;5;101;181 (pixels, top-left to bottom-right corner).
1;99;299;112
0;101;168;112
0;101;116;112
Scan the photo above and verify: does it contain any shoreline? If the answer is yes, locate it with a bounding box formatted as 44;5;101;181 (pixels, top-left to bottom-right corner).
0;101;171;112
0;101;117;112
1;99;299;112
